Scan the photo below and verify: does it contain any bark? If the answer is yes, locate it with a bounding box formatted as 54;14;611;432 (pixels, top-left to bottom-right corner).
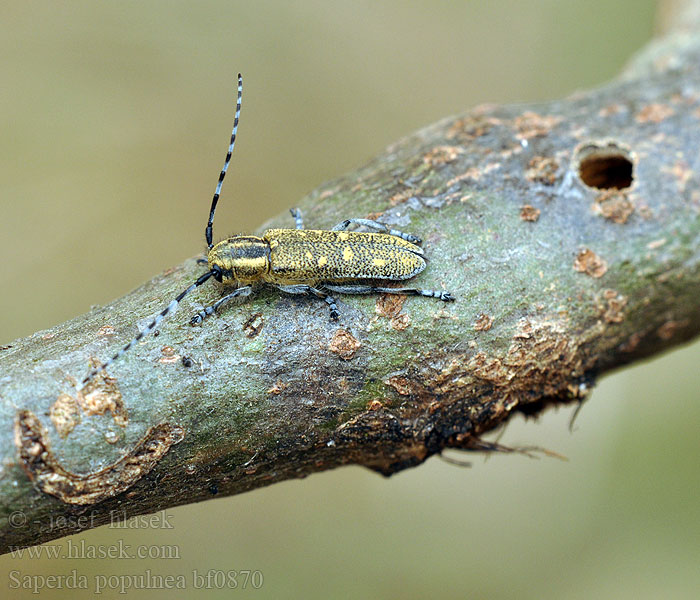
2;0;700;552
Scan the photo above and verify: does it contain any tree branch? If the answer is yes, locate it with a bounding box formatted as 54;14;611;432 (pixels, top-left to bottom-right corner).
3;3;700;551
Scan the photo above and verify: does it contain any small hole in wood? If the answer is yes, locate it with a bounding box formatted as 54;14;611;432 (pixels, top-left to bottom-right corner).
576;142;633;190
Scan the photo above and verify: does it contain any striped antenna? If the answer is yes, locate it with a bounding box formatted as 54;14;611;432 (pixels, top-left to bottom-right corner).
81;269;217;387
206;73;243;249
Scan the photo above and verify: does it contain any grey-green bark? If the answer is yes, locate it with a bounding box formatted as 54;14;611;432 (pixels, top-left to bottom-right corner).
2;1;700;552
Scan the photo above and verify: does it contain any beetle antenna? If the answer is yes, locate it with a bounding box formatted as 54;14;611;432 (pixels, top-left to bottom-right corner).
81;269;218;387
205;73;243;249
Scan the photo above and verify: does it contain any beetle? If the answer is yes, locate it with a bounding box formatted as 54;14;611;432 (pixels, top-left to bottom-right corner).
81;74;454;385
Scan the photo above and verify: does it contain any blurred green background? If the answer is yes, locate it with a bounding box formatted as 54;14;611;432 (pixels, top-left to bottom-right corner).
2;1;699;598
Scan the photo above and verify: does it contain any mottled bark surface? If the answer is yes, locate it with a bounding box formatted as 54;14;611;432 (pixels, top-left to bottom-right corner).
2;1;700;552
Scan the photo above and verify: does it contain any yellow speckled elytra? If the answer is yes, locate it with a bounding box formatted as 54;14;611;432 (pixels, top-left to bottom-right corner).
82;74;454;386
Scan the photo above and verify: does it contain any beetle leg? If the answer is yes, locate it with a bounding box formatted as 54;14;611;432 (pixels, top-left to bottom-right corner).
276;284;339;320
190;286;253;325
324;284;454;302
331;218;421;244
289;208;304;230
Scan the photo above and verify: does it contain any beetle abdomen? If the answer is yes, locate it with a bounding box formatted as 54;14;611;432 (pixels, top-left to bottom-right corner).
264;229;426;283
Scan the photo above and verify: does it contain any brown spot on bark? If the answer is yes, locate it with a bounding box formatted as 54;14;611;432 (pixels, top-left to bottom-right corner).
375;294;405;318
593;190;635;223
243;312;264;338
620;332;643;353
337;377;351;393
423;145;463;167
646;238;667;250
657;319;689;341
596;289;627;323
467;352;506;382
334;409;430;475
520;204;541;222
598;104;624;117
329;329;361;360
390;313;411;331
14;410;183;505
367;399;384;411
104;431;120;444
388;189;414;206
474;314;494;331
159;346;179;364
97;325;115;336
525;156;559;185
386;376;414;396
662;161;692;191
446;163;500;187
446;115;495;140
637;201;653;219
513;319;534;339
49;393;81;438
78;368;128;428
447;168;480;187
513;112;562;138
636;103;674;123
267;381;288;395
423;320;588;440
574;249;608;278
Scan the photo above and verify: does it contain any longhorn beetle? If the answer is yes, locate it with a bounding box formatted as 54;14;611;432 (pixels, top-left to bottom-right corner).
82;74;454;385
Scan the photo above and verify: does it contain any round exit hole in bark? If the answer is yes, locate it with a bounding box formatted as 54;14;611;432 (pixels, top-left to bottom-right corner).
575;141;634;190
